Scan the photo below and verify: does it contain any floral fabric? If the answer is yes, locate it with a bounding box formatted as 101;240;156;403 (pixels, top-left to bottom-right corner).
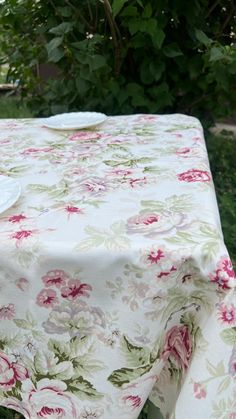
0;114;235;419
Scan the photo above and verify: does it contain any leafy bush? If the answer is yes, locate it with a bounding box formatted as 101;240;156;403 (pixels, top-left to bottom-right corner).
0;0;236;119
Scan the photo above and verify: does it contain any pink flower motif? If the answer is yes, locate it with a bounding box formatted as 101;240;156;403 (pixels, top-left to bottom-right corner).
0;304;15;320
69;131;101;141
11;230;33;241
230;413;236;419
218;303;236;325
147;249;165;264
65;205;83;214
123;395;142;409
129;213;160;227
61;280;92;301
8;214;26;223
42;270;70;288
177;169;211;182
193;382;207;399
129;177;147;188
36;289;59;308
176;147;191;157
210;257;236;289
0;352;28;390
162;325;192;370
15;277;30;291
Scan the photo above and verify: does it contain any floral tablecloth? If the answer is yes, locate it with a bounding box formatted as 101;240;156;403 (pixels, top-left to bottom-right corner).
0;114;235;419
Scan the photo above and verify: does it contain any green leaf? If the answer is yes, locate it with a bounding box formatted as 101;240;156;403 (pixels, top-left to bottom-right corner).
210;47;224;62
88;54;106;71
46;37;63;55
151;27;165;49
48;48;64;63
142;3;152;19
112;0;129;17
49;22;73;36
163;43;183;58
108;364;152;387
195;29;212;47
220;327;236;345
68;376;103;400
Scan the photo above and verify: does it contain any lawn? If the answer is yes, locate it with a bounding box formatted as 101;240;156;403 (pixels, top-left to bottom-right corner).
0;98;235;419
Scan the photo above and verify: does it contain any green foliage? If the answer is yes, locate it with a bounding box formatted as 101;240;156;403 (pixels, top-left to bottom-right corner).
0;0;235;119
206;133;236;267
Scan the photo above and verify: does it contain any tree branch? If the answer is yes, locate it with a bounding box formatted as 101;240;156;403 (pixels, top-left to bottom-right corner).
102;0;123;77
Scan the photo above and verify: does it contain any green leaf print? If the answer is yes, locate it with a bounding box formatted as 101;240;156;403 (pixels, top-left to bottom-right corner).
108;364;152;387
220;327;236;345
67;376;103;400
120;335;151;367
206;360;225;377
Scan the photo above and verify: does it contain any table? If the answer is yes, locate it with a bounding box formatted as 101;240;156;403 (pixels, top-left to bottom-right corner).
0;114;235;419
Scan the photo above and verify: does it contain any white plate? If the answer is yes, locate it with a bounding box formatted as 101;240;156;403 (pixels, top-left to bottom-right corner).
0;176;21;215
43;112;107;130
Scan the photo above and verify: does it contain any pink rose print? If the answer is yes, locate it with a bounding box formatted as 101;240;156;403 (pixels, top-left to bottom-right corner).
218;303;236;325
123;395;142;409
42;270;70;288
0;304;15;320
127;213;160;231
65;205;83;214
15;277;30;292
8;214;26;223
69;131;101;141
230;414;236;419
162;325;192;370
193;382;207;399
21;378;78;418
177;169;211;182
37;289;59;308
61;279;92;301
11;230;34;246
0;352;28;390
210;257;236;289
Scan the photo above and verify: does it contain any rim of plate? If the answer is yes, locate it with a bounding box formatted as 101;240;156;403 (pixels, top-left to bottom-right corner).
43;112;107;130
0;176;21;215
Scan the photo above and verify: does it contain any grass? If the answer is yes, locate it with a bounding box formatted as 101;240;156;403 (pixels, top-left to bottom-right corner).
0;98;235;418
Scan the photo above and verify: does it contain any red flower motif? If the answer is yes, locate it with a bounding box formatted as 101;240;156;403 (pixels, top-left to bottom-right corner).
36;289;59;308
12;230;33;240
177;169;211;182
210;257;236;289
42;270;70;288
123;395;142;409
65;206;83;214
157;265;177;278
8;214;26;223
61;279;92;300
147;249;165;264
176;147;191;156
